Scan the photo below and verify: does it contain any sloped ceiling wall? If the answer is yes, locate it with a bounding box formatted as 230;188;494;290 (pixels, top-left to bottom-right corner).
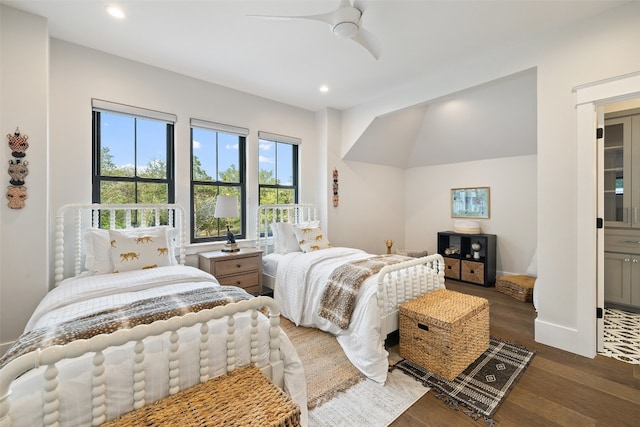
344;68;537;168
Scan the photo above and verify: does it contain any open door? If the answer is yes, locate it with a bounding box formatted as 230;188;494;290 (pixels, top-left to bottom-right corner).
597;105;605;353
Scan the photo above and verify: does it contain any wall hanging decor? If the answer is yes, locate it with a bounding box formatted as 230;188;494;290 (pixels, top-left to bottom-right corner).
6;127;29;209
451;187;490;219
332;168;339;207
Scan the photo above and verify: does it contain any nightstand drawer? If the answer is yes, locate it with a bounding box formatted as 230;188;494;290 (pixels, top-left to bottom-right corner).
214;256;261;277
217;271;260;292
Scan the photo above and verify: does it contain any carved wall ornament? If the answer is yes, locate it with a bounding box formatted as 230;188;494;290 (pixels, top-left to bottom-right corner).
6;185;27;209
7;128;28;158
8;159;28;186
332;168;339;207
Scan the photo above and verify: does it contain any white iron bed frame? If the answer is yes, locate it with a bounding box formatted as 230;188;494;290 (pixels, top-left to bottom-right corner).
0;203;286;427
257;203;446;337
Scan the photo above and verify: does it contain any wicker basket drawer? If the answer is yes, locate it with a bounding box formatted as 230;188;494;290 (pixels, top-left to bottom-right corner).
443;257;460;280
461;260;484;285
399;289;489;381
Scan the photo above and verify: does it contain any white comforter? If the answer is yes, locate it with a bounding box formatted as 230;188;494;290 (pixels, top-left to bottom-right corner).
274;247;391;383
5;266;307;427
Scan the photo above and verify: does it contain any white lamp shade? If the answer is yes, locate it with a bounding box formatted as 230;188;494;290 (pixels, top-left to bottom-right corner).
214;195;239;218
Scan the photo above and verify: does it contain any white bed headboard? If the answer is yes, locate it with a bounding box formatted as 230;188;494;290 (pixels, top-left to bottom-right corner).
256;204;317;254
54;203;187;286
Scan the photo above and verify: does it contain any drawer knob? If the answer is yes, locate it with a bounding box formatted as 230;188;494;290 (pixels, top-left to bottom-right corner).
236;264;241;268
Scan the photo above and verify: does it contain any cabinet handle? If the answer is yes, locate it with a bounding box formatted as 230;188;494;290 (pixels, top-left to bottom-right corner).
633;259;639;263
625;258;631;262
635;207;639;224
624;208;629;224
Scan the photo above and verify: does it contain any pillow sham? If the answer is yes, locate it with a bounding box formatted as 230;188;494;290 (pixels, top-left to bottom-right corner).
84;228;113;274
109;228;173;273
293;225;331;252
274;222;302;253
84;226;179;274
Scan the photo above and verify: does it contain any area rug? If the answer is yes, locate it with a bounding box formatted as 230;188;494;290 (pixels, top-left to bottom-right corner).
392;337;535;423
280;317;365;408
600;308;640;364
308;367;429;427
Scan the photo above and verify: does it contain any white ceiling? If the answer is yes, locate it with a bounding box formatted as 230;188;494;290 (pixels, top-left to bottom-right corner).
3;0;627;112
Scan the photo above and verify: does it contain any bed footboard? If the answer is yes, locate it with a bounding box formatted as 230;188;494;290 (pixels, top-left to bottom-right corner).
0;296;283;427
377;254;446;336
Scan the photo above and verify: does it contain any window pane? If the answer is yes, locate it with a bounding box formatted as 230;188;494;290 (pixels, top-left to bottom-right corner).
137;182;168;204
101;113;135;177
260;187;278;205
192;128;216;181
277;188;295;204
193;185;219;239
259;140;276;184
137;119;167;179
100;181;135;204
276;143;293;185
218;133;240;183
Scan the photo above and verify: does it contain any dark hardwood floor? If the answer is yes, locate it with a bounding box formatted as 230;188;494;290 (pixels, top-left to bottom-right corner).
389;280;640;427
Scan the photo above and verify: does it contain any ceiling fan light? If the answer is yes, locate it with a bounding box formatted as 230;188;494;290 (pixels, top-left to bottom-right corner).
333;21;359;39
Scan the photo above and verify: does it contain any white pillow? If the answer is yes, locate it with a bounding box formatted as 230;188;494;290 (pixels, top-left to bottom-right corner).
526;248;538;277
270;222;282;253
276;222;302;253
84;228;113;274
293;225;331;252
109;228;173;273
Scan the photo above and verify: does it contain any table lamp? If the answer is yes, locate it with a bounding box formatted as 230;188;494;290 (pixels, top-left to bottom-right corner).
214;194;239;252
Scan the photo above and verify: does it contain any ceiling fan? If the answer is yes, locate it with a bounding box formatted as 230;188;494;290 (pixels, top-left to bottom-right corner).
249;0;381;60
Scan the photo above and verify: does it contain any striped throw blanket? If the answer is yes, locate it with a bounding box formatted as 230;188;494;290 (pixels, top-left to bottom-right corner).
319;254;408;329
0;286;252;370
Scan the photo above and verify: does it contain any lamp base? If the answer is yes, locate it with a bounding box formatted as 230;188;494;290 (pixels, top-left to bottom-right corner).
222;242;240;252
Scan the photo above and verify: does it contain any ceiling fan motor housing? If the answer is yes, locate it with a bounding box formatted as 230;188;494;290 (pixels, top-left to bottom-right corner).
332;5;361;39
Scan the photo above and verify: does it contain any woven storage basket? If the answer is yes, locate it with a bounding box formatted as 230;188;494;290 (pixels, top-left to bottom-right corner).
399;289;489;381
496;275;536;302
102;365;301;427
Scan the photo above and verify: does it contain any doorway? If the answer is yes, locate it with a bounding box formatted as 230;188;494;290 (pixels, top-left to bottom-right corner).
573;71;640;358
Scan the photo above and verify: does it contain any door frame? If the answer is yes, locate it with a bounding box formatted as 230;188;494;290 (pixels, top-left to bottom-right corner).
573;71;640;355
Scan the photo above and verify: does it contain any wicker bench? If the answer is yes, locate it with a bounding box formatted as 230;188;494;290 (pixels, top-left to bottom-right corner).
103;365;301;427
399;289;489;381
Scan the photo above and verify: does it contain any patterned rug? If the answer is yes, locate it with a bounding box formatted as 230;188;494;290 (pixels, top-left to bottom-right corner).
391;337;535;424
600;308;640;364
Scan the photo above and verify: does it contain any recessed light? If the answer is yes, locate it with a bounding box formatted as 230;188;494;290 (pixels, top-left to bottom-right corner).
319;85;329;93
105;5;125;19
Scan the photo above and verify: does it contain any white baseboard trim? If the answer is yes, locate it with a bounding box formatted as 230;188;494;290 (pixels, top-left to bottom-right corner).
535;318;594;358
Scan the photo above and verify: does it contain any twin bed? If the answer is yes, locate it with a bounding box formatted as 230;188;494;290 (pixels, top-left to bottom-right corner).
0;204;306;427
0;202;445;426
257;204;446;383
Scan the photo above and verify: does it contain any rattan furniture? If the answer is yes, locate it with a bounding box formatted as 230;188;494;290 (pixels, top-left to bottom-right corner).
496;275;536;302
399;289;489;381
103;365;301;427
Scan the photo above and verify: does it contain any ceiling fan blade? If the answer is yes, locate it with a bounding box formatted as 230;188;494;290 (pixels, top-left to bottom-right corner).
352;27;381;60
248;10;338;26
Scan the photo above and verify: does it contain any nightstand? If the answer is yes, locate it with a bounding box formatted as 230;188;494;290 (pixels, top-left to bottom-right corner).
198;248;263;295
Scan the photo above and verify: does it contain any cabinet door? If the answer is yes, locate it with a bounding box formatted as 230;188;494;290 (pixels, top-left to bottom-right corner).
604;117;632;228
631;257;640;307
632;115;640;228
604;252;631;305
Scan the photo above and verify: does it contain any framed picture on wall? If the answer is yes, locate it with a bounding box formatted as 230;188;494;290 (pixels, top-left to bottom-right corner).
451;187;490;218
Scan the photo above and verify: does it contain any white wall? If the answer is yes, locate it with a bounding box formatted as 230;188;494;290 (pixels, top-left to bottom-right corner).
0;6;50;355
405;155;537;276
341;2;640;357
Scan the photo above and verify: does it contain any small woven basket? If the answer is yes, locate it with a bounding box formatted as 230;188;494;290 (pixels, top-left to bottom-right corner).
103;365;301;427
399;289;489;381
496;275;536;302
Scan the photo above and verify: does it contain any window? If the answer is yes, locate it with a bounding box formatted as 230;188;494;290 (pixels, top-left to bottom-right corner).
92;100;175;206
191;119;247;243
258;131;299;205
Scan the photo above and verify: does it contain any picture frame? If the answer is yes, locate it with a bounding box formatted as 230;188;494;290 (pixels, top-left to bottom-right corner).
451;187;490;218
